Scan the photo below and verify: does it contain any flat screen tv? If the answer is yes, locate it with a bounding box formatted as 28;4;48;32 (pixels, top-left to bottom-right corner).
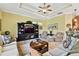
24;27;34;33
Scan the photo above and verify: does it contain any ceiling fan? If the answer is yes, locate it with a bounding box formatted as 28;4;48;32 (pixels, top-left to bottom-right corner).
38;3;52;14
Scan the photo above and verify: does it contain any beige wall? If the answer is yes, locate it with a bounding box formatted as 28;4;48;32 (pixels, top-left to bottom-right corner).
0;11;2;34
40;15;65;34
1;12;37;37
0;11;2;19
64;14;74;30
0;11;73;37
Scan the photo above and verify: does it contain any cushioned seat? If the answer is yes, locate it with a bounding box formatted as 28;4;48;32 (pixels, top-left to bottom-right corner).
1;47;18;56
69;53;79;56
58;37;77;52
1;42;18;56
49;48;69;56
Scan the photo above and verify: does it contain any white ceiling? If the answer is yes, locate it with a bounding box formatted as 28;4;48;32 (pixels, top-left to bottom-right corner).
0;3;79;20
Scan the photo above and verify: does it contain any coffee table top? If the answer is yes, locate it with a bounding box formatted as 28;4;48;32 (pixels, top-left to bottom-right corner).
30;40;48;54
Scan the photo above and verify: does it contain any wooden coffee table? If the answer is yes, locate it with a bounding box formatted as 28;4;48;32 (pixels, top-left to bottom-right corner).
30;40;48;54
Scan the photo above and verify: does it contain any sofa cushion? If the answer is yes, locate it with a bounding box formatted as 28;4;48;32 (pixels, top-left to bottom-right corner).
54;32;64;42
63;37;72;48
68;37;77;50
59;37;77;52
49;48;68;56
1;42;18;56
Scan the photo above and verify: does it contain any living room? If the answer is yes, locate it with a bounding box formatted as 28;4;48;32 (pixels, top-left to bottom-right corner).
0;3;79;56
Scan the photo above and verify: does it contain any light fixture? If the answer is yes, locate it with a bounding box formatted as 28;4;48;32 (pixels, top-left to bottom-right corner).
72;9;78;31
74;9;77;16
38;3;52;14
74;19;77;22
42;9;47;13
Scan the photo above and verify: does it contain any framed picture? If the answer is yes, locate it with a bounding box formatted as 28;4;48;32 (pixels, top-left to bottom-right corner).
48;23;58;30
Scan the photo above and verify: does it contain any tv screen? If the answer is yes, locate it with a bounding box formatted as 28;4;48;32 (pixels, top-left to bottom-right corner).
24;27;34;33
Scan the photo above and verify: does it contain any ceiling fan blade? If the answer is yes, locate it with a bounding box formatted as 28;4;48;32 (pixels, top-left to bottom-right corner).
57;12;63;15
47;5;51;8
44;3;46;6
38;10;42;12
48;9;52;11
19;3;22;8
39;6;43;9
